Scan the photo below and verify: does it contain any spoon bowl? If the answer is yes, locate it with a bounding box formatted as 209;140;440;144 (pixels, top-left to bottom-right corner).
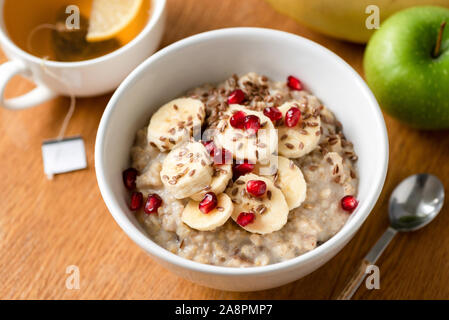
338;173;444;299
389;174;444;232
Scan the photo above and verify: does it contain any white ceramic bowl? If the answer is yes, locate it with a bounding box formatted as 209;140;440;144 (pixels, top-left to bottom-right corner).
95;28;388;292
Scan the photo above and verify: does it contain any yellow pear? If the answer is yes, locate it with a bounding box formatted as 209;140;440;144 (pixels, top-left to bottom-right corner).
265;0;449;43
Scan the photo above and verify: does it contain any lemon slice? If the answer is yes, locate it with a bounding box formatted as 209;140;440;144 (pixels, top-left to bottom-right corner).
86;0;143;42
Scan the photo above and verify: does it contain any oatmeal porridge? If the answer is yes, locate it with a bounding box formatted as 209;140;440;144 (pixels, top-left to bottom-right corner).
123;72;359;267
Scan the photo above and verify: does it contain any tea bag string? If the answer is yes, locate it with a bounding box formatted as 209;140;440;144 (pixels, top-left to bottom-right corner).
26;24;59;54
40;57;76;141
27;24;76;141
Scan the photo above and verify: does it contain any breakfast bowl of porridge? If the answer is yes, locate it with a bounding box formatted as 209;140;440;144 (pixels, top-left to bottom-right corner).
95;28;388;291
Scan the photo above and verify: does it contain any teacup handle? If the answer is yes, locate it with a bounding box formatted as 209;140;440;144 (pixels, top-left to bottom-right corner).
0;59;57;110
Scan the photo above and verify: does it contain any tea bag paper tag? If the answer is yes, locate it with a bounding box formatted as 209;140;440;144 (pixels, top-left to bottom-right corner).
41;136;87;179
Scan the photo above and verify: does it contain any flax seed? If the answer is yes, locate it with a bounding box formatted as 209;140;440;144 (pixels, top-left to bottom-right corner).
256;204;266;214
332;165;339;175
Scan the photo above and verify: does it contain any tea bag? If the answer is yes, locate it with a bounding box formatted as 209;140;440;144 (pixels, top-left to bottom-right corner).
26;7;96;178
25;7;116;178
42;136;87;179
51;6;120;62
38;59;87;180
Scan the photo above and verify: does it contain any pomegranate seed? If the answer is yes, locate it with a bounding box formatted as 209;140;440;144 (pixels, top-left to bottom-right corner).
233;162;255;180
129;192;143;211
229;110;246;129
199;192;218;214
246;180;267;197
285;107;301;127
123;168;138;190
227;89;246;104
244;115;261;135
144;194;162;214
341;195;358;213
237;212;255;227
287;75;303;91
263;106;282;122
202;140;216;157
202;141;232;165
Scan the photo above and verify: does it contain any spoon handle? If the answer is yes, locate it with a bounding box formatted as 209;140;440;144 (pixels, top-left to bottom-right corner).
336;227;397;300
336;259;371;300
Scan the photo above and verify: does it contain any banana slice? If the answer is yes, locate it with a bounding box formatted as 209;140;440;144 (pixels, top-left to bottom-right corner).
160;141;213;199
277;101;321;158
255;156;307;210
190;164;232;201
147;98;205;152
226;173;289;234
182;193;234;231
214;105;278;163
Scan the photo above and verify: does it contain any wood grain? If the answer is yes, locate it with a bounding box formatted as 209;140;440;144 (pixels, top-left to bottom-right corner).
1;0;449;300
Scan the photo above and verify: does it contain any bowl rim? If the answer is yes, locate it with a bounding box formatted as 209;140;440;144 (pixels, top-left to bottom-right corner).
95;27;389;276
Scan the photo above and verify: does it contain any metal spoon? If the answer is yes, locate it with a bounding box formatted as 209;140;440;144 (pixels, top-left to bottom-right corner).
337;173;444;300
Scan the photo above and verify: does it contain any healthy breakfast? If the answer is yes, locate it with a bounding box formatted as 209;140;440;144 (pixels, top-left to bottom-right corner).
2;0;449;299
122;72;359;267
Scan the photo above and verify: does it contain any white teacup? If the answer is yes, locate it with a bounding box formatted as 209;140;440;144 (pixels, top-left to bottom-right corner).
0;0;166;110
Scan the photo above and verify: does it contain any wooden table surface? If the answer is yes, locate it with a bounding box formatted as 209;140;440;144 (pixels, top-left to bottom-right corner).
1;0;449;300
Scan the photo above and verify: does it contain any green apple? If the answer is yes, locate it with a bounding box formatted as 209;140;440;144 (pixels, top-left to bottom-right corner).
364;6;449;129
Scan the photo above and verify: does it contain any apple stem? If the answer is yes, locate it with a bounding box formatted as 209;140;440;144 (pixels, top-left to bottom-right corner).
433;21;447;58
